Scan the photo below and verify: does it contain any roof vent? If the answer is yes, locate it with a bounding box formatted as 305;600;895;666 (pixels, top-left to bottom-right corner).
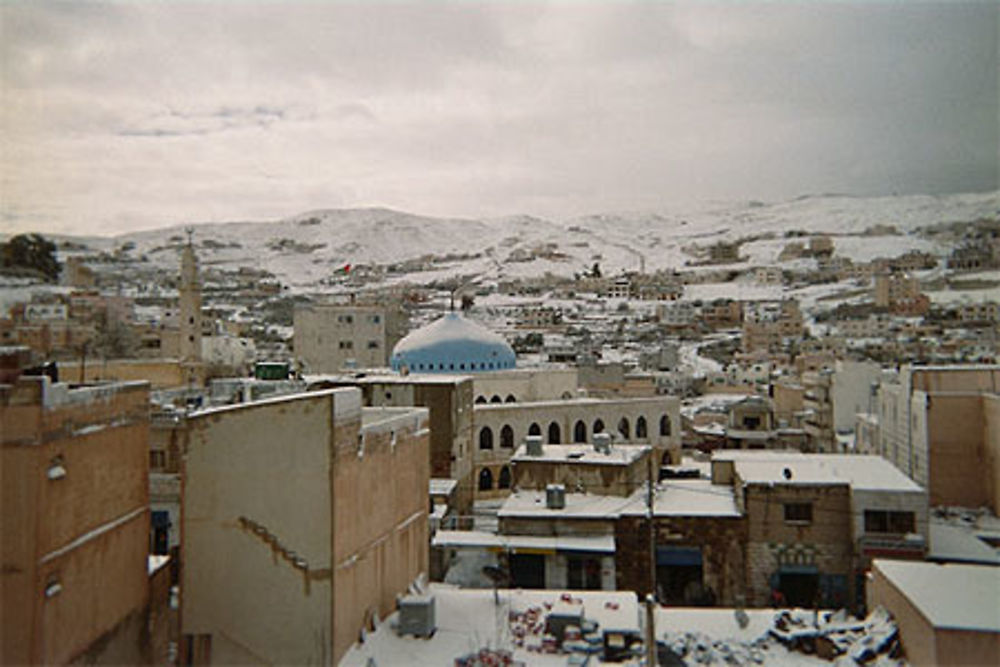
593;432;612;454
546;483;566;510
782;467;793;480
525;435;543;457
397;594;435;638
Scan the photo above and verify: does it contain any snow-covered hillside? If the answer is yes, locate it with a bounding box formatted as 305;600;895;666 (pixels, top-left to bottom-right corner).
62;191;1000;289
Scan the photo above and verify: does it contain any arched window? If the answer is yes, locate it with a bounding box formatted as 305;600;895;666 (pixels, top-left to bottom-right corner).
500;425;514;448
573;420;587;443
660;414;672;436
636;416;648;439
528;422;541;437
505;394;517;403
478;468;493;491
593;419;605;434
475;396;487;404
618;417;630;440
498;466;512;490
490;395;502;404
548;422;561;444
479;427;494;450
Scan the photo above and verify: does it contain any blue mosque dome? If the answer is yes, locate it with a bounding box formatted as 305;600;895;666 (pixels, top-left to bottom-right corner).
390;312;516;373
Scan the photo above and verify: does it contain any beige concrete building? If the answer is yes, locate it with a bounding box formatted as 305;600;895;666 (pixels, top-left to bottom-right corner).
877;365;1000;513
867;560;999;666
1;375;151;665
472;366;578;404
293;303;405;372
873;271;930;316
180;387;429;665
741;300;804;353
312;373;475;512
473;395;682;498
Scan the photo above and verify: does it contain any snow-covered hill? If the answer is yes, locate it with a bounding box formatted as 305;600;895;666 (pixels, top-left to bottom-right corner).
68;191;1000;289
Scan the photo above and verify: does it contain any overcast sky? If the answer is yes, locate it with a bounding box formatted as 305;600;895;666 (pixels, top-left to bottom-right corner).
2;1;997;236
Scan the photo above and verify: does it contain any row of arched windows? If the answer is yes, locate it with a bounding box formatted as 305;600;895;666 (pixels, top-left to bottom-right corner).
478;414;671;450
478;465;512;491
475;394;517;404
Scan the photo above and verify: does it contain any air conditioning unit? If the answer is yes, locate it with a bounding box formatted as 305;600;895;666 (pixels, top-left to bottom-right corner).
525;435;544;456
397;594;436;638
546;483;566;510
593;432;612;454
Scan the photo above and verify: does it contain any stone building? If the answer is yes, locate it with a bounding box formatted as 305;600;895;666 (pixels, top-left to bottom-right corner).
741;300;804;353
511;437;651;497
614;475;746;606
713;451;928;610
179;387;429;665
873;271;929;316
1;373;152;665
473;395;682;499
294;303;404;372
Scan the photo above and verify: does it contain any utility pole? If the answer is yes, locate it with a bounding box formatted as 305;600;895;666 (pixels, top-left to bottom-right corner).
645;452;657;666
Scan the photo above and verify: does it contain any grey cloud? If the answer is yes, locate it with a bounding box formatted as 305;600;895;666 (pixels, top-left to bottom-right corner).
1;1;996;236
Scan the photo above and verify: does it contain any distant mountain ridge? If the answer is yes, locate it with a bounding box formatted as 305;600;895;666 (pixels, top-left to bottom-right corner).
55;190;1000;288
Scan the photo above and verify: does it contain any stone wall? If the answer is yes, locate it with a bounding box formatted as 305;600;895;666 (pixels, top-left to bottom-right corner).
614;515;748;606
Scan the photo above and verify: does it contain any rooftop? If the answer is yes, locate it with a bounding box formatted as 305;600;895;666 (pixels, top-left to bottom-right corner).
873;559;1000;633
512;443;649;466
339;585;640;666
716;451;925;492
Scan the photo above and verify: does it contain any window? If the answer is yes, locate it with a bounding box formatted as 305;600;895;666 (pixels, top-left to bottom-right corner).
784;503;813;523
548;422;561;444
367;340;379;349
150;450;166;469
528;422;541;437
660;414;672;436
567;556;602;590
479;427;494;450
339;340;353;350
478;468;493;491
618;417;630;440
573;420;587;443
636;416;647;439
475;396;487;404
498;466;512;490
371;315;381;323
593;418;605;434
864;510;915;534
500;425;514;448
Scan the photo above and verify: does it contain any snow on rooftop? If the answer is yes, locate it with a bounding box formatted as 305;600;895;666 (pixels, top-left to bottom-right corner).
625;480;742;518
339;585;640;666
499;490;632;519
511;443;649;466
716;451;924;491
928;522;1000;566
873;559;1000;633
429;478;458;497
432;529;615;554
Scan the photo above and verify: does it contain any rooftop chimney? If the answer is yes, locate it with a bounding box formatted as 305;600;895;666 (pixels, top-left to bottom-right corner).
525;435;543;457
545;483;566;510
593;432;612;454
